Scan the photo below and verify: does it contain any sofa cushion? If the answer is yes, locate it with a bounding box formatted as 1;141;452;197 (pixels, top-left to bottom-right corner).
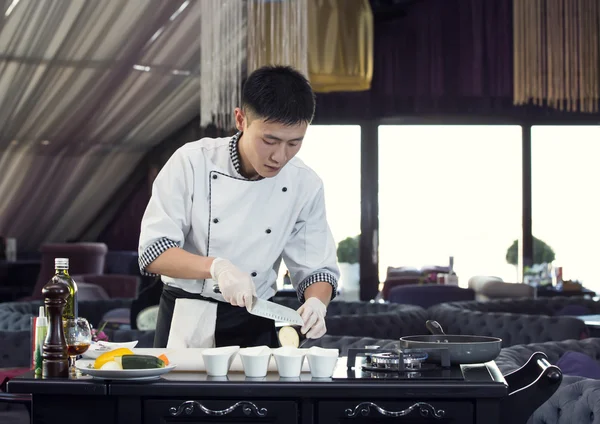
556;351;600;379
0;331;33;369
528;376;600;424
430;308;588;348
436;297;600;316
555;305;591;316
495;338;600;375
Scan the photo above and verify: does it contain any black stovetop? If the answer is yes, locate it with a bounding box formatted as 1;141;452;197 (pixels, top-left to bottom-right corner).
332;347;493;382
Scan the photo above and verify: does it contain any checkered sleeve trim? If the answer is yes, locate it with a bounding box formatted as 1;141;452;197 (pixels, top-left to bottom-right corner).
139;237;179;276
297;271;338;303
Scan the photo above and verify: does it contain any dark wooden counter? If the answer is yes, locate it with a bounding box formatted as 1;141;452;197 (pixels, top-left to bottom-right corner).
9;360;509;424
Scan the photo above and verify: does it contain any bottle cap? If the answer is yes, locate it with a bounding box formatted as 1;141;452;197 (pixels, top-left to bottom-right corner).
37;306;47;326
55;258;69;269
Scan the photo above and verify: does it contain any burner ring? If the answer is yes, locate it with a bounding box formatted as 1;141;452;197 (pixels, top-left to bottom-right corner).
402;350;428;362
370;352;400;367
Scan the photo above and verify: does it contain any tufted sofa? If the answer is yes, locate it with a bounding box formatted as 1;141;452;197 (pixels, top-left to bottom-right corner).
0;299;134;368
435;296;600;316
429;297;592;347
495;338;600;424
273;297;424;315
0;299;133;331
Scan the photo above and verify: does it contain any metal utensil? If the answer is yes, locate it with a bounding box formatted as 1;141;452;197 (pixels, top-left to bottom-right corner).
249;296;304;326
213;284;303;326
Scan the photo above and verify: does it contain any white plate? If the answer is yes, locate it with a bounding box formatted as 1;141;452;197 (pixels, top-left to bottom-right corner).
82;341;139;359
75;359;176;380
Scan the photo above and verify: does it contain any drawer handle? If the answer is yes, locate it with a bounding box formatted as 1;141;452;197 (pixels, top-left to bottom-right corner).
345;402;445;419
169;400;268;417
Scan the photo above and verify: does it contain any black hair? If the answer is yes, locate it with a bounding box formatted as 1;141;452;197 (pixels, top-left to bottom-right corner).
241;65;316;126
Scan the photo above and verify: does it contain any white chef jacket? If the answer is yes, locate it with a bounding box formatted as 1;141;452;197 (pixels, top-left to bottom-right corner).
138;132;339;305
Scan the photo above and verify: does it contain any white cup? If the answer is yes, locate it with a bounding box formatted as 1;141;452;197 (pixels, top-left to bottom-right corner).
273;347;305;378
239;346;272;378
201;346;240;377
306;347;339;378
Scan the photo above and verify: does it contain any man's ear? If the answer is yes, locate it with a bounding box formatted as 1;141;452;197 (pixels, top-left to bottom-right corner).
234;107;245;132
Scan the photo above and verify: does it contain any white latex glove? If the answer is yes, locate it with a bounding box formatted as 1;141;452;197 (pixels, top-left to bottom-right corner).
298;297;327;339
210;258;256;308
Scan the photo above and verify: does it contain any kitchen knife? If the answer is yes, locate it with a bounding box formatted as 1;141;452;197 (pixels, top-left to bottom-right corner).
213;284;304;326
249;296;304;326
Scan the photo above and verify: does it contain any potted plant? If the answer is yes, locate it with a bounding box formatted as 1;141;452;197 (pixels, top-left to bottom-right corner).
506;237;556;284
336;235;360;301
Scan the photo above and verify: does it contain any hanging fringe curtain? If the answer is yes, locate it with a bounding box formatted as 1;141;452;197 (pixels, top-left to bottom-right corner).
513;0;600;112
247;0;309;76
200;0;245;129
307;0;373;93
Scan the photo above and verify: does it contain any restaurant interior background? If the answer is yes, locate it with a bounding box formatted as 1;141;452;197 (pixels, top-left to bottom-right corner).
1;0;599;302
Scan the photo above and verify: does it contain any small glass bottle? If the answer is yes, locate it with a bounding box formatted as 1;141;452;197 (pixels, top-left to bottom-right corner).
52;258;78;320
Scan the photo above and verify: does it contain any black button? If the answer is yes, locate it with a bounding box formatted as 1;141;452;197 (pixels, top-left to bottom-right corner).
212;174;218;179
266;228;272;234
213;218;219;223
282;187;287;192
251;272;257;277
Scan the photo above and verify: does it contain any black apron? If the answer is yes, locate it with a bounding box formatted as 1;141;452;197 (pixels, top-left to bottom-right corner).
154;284;279;348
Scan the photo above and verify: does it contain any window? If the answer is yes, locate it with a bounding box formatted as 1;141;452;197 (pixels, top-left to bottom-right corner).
531;125;600;292
379;125;522;287
277;125;361;298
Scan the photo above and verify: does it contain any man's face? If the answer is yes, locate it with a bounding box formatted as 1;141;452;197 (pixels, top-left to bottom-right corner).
235;108;307;178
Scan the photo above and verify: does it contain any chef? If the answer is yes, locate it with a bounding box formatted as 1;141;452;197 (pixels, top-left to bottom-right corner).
138;65;339;349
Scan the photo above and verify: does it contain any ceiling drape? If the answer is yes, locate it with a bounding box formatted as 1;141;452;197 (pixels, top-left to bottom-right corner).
513;0;600;112
0;0;245;251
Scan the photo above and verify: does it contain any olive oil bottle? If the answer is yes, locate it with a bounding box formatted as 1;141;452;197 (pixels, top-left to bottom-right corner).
52;258;78;319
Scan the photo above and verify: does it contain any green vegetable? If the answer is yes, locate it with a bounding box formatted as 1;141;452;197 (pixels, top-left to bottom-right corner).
121;354;165;370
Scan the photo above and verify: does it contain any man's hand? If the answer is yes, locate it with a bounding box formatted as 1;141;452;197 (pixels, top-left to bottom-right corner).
298;297;327;339
210;258;256;307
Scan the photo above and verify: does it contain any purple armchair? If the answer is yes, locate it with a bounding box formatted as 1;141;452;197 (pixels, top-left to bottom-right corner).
72;274;138;299
25;243;107;300
24;243;138;301
388;283;475;309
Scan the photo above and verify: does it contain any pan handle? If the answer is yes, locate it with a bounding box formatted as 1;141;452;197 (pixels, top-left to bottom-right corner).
425;320;446;335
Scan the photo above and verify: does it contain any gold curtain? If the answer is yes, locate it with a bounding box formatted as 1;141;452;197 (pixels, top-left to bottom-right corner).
247;0;309;77
513;0;600;112
247;0;374;93
307;0;374;93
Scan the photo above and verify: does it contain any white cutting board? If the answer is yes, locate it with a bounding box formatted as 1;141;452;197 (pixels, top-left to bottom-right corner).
132;348;311;373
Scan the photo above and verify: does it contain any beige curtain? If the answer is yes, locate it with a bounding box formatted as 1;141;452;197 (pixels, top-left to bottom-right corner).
247;0;309;76
308;0;374;93
513;0;600;112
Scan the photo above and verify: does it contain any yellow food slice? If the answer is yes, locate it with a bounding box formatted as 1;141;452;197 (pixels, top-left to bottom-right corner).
94;347;134;369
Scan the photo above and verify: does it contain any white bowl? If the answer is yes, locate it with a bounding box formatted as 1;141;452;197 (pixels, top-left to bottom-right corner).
201;346;240;376
273;347;305;378
306;347;339;378
239;346;272;378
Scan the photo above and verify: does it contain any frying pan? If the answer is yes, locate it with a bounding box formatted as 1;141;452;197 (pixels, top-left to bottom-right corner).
399;320;502;364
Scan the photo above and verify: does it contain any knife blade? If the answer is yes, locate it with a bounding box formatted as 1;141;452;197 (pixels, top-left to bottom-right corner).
248;296;304;326
213;284;304;326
